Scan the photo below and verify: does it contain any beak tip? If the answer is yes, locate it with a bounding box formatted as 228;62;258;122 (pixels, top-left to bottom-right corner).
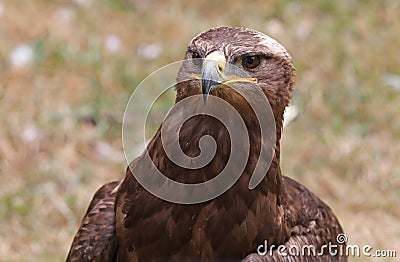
202;94;208;105
201;79;213;105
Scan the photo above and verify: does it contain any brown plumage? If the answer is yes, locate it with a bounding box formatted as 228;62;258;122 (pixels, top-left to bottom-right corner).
67;26;346;261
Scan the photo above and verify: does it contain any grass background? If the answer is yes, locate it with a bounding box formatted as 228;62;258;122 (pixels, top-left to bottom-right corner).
1;0;399;261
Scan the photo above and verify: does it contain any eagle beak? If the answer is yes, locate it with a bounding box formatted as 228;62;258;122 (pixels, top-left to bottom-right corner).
200;51;258;105
201;51;226;104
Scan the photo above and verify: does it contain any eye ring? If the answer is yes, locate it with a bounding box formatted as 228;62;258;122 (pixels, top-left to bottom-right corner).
191;52;203;66
242;55;261;70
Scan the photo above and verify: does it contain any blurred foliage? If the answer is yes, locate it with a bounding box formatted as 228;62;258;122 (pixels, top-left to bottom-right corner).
0;0;399;261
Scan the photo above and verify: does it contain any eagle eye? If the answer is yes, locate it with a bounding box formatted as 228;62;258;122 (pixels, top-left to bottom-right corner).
191;52;203;66
242;55;261;70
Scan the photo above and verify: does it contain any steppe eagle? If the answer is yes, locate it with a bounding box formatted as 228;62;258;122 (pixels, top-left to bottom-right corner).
67;26;346;261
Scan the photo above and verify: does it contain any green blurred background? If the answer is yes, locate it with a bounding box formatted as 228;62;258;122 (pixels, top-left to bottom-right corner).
1;0;399;261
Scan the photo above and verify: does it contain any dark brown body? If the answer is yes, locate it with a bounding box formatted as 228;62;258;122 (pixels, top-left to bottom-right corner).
67;174;345;261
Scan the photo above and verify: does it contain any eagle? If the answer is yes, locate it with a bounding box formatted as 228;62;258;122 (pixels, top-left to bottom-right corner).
67;26;346;261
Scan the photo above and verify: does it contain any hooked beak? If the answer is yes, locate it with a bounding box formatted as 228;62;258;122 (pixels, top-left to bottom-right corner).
200;51;257;104
201;51;226;104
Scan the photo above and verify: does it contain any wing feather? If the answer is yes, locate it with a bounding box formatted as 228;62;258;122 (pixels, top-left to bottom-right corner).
66;180;121;262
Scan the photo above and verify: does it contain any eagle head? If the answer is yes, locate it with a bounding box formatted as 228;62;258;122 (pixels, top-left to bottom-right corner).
176;26;296;133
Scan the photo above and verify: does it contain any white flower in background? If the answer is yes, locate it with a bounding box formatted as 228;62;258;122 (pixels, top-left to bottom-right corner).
137;43;163;61
105;35;122;54
9;44;34;68
21;125;42;142
382;73;400;91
